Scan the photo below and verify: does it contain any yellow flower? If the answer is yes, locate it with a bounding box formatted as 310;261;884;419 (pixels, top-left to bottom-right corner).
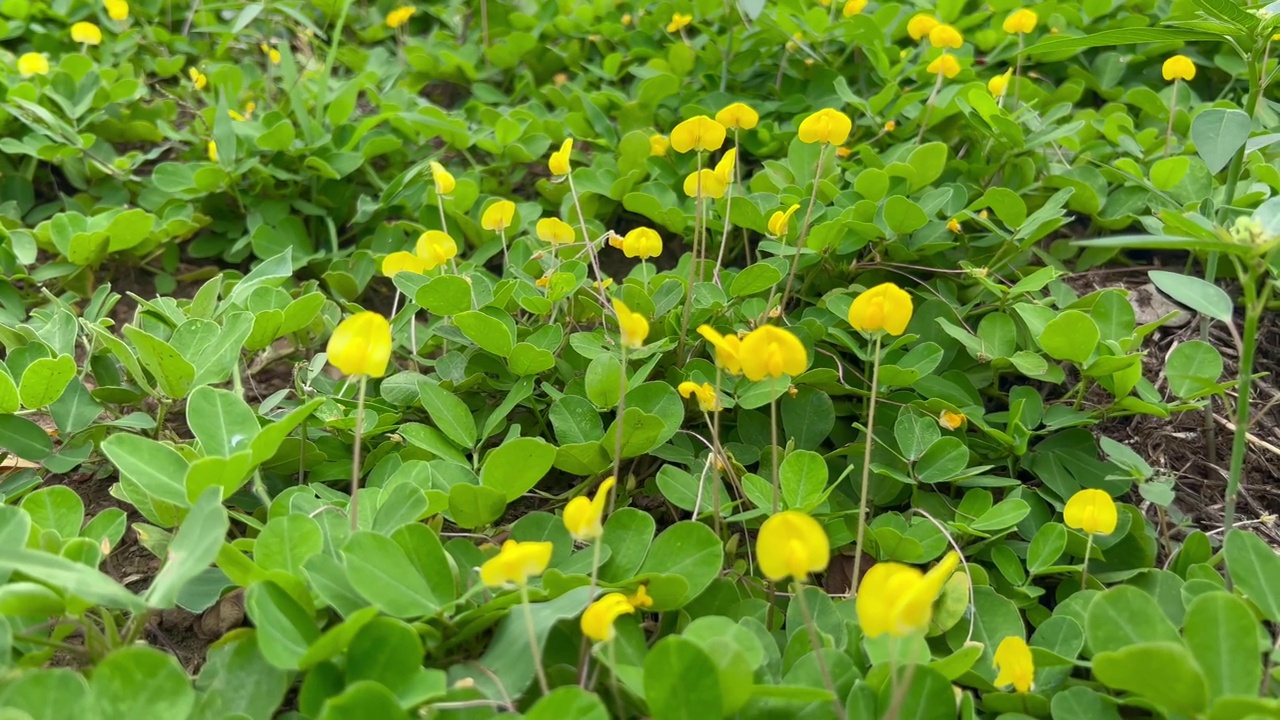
613;227;662;259
1064;489;1118;535
17;53;49;77
261;44;281;64
678;381;719;412
938;410;966;431
994;636;1035;693
843;0;867;16
535;275;550;288
553;72;569;86
768;204;801;236
836;146;852;158
927;53;962;79
415;230;458;269
581;593;636;642
848;282;914;336
105;0;129;21
621;13;632;25
188;66;208;90
650;134;670;156
739;325;808;381
481;200;516;232
757;510;829;582
884;120;897;132
228;109;247;122
326;311;393;378
714;148;736;183
386;5;415;29
1163;54;1196;82
382;250;429;277
536;217;575;245
429;161;456;195
797;108;853;145
549;138;573;176
206;140;218;162
1003;8;1038;34
244;101;256;116
670;115;726;153
666;12;692;32
947;218;962;233
715;102;759;131
989;69;1013;97
563;476;615;542
627;584;653;609
856;552;960;637
479;539;554;588
683;169;728;199
907;13;939;41
929;24;963;49
612;299;649;349
71;21;103;45
696;325;743;375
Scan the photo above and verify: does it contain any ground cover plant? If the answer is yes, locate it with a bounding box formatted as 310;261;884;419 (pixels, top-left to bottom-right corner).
5;0;1280;717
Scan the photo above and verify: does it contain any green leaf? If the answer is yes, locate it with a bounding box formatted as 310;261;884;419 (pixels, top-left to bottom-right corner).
1085;585;1181;654
781;387;835;451
945;586;1022;683
907;142;948;191
447;483;507;529
1192;109;1251;175
895;412;941;462
509;343;556;375
346;617;424;695
89;646;196;720
1183;592;1263;700
916;437;970;484
256;514;324;576
1225;528;1280;622
0;414;53;461
316;681;409;720
0;367;18;414
414;274;472;316
601;507;656;582
729;263;783;297
1027;28;1221;56
1028;522;1068;573
637;521;724;609
192;635;290;719
644;637;724;720
780;450;827;510
1093;642;1208;716
342;531;440;617
123;326;195;399
479;436;556;501
417;379;477;448
246;580;321;670
18;354;76;409
101;433;191;507
526;686;610;720
225;248;293;307
585;354;623;408
1166;340;1223;400
469;587;594;698
1038;310;1099;364
875;664;954;719
454;310;515;357
0;668;90;720
0;547;143;610
885;196;927;234
186;386;261;457
21;485;83;539
1148;271;1233;324
145;487;229;609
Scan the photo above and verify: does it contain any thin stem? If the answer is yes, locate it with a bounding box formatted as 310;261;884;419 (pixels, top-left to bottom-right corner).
1165;79;1178;157
1223;274;1270;579
579;538;605;688
1081;533;1094;590
566;172;613;311
794;582;846;720
519;583;550;695
916;70;946;144
678;152;705;358
499;228;509;270
714;129;739;285
611;342;629;500
315;0;355;121
775;144;828;316
1013;34;1024;107
770;375;780;514
851;334;882;591
349;375;368;532
1201;253;1220;468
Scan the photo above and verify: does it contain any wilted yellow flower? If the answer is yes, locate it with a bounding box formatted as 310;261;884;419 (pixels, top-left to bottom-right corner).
670;115;726;153
715;102;759;131
843;0;867;16
430;161;455;195
683;169;728;199
678;381;719;412
382;251;429;277
17;53;49;77
836;146;852;158
1163;54;1196;82
206;140;218;162
415;230;458;269
907;13;939;41
610;227;662;259
612;299;649;349
327;311;392;378
696;325;743;375
1064;489;1118;535
927;53;962;79
768;204;801;236
857;552;960;637
481;200;516;232
105;0;129;21
188;66;207;90
261;44;281;64
666;12;692;32
798;108;853;145
627;584;653;609
989;69;1013;97
848;282;913;336
535;276;550;288
549;138;573;176
757;510;829;582
947;218;962;233
1003;8;1038;34
939;410;966;431
739;325;807;381
386;5;415;28
929;24;963;49
71;21;103;44
536;217;575;245
479;540;553;587
994;636;1035;693
650;134;670;156
581;593;635;642
563;476;615;542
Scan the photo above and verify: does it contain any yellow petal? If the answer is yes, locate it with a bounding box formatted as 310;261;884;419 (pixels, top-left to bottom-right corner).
757;510;829;582
670;116;726;153
856;563;923;637
928;24;963;49
536;217;575;245
326;311;392;378
797;108;853;145
683;169;727;199
715;102;759;131
1063;489;1118;535
580;593;636;642
549;138;573;176
739;326;808;381
1002;9;1038;34
696;325;743;375
906;13;939;41
430;161;456;195
481;200;516;231
993;636;1035;693
415;230;458;270
612;299;649;349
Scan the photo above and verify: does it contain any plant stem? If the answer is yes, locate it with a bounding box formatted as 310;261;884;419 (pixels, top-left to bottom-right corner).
713;129;739;285
349;375;368;532
770;375;780;514
794;581;846;720
1013;35;1024;107
519;583;550;695
775;145;828;316
610;342;629;511
916;70;945;145
678;152;706;358
1164;79;1178;157
851;334;882;591
315;0;355;122
1081;533;1094;591
1223;274;1270;581
565;172;612;310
